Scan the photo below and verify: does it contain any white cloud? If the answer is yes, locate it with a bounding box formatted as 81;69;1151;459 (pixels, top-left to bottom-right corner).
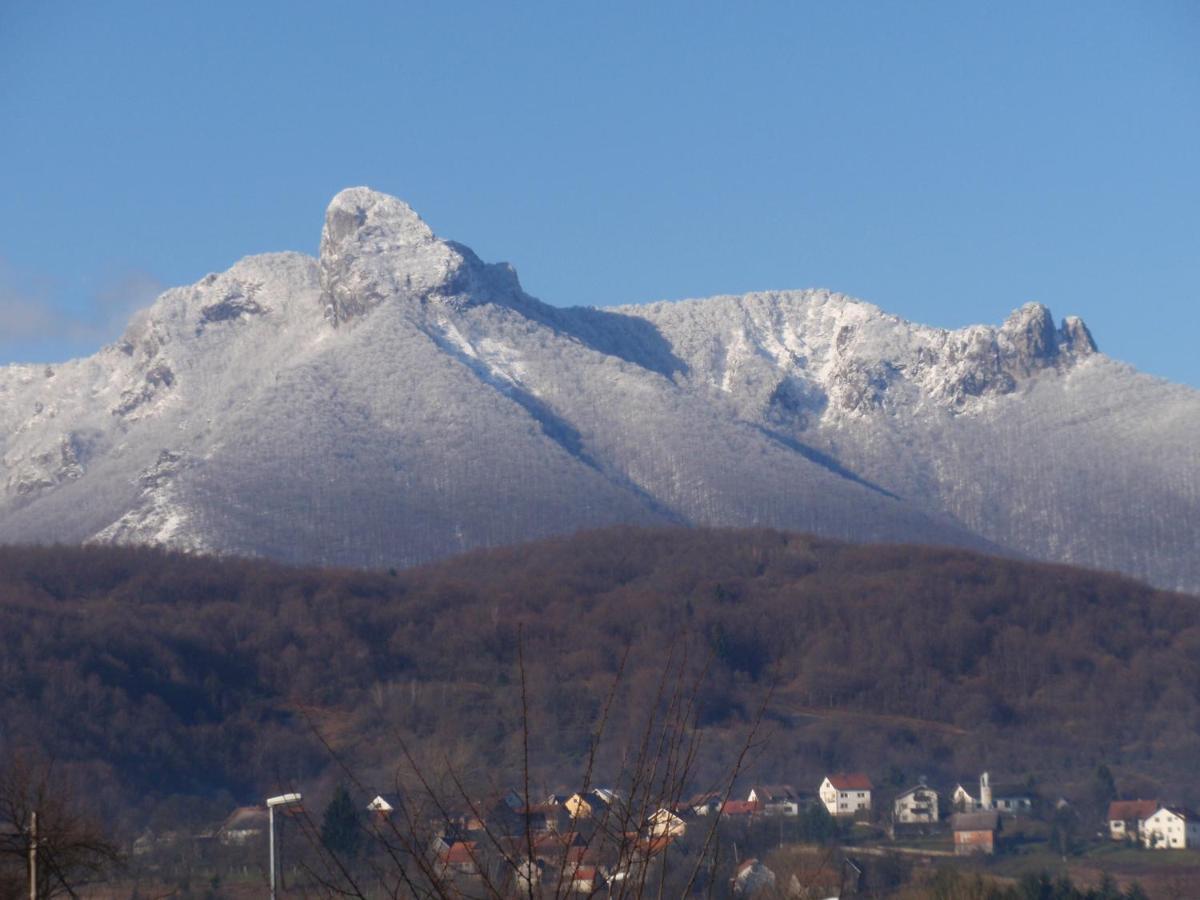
0;261;163;362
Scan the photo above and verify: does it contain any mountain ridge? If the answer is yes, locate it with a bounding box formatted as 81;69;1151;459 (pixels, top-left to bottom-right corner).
1;187;1196;591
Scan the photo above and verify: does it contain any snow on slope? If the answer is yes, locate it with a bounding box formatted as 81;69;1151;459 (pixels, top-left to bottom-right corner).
1;187;1196;591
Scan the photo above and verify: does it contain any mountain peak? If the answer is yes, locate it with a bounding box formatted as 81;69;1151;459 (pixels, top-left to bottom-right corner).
319;187;526;325
322;187;435;250
999;302;1096;373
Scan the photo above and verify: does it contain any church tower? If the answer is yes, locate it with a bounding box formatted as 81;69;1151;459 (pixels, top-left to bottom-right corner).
980;772;993;810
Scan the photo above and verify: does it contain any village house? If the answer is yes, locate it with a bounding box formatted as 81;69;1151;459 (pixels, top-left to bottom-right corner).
686;791;723;816
731;858;776;896
819;774;872;818
512;857;543;894
529;830;587;864
216;806;268;845
894;784;939;824
721;799;760;817
366;794;402;821
951;811;1000;855
645;808;687;838
566;864;605;893
1142;807;1200;849
748;785;801;816
433;840;480;877
564;790;610;819
1107;799;1159;843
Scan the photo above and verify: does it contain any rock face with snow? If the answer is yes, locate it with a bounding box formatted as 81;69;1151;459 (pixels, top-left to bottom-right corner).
1;187;1197;592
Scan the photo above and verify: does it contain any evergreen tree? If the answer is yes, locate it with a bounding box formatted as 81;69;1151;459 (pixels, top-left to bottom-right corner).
1091;765;1117;817
320;785;362;860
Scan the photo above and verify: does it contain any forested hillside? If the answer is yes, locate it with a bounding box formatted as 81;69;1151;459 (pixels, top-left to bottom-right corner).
1;527;1197;833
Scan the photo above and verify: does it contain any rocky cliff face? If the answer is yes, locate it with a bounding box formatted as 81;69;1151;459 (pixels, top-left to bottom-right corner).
1;187;1196;593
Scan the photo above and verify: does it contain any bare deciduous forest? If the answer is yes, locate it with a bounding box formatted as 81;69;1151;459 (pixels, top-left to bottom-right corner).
0;526;1197;836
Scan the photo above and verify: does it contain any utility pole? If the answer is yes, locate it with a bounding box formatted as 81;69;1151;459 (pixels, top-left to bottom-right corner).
28;810;37;900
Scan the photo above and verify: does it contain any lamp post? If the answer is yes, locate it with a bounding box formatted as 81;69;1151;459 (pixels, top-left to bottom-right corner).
266;793;302;899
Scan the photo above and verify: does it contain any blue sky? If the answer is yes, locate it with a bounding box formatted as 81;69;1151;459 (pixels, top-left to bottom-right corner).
2;1;1198;386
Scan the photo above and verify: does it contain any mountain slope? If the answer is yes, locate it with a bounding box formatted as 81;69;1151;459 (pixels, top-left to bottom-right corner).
1;187;1196;588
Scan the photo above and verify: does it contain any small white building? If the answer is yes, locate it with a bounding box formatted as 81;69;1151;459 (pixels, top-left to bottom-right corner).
894;785;939;824
953;773;1031;815
1142;807;1200;849
748;785;800;816
645;808;687;838
819;774;872;817
367;794;401;815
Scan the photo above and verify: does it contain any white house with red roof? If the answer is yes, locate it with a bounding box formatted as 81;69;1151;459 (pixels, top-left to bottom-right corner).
819;774;872;817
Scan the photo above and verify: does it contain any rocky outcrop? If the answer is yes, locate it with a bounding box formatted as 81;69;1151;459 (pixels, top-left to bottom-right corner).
319;187;526;325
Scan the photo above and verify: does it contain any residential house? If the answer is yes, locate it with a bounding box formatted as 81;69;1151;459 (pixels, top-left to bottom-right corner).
564;792;609;820
1142;807;1200;849
646;808;687;838
951;783;976;811
366;794;402;821
687;792;722;816
951;811;1000;855
434;840;480;876
529;830;587;864
592;787;619;806
819;774;873;818
1107;799;1159;843
748;785;801;816
217;806;269;845
894;784;939;825
564;790;611;820
721;799;760;817
731;859;776;896
512;857;543;894
566;865;605;893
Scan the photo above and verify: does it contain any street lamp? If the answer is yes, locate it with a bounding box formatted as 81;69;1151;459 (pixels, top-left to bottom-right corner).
266;793;302;899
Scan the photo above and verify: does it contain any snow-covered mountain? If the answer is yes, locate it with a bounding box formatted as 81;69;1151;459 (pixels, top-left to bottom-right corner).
2;188;1197;591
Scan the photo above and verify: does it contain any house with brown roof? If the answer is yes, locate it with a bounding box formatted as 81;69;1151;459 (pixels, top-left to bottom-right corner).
566;864;605;893
951;811;1000;855
1107;799;1158;842
721;799;760;817
819;774;872;818
434;840;481;876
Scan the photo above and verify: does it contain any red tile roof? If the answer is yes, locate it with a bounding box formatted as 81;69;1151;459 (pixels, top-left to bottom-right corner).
441;841;478;865
1108;799;1159;821
722;800;760;816
827;773;873;791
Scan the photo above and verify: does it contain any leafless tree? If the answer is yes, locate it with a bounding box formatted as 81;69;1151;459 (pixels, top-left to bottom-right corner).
290;630;774;898
0;751;122;898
